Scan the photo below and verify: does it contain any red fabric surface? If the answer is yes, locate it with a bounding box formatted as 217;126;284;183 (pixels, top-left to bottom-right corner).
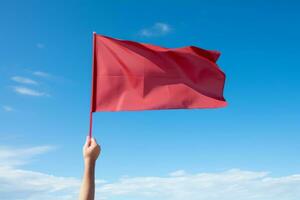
91;34;227;112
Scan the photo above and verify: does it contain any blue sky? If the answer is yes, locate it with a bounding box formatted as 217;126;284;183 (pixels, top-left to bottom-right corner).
0;0;300;199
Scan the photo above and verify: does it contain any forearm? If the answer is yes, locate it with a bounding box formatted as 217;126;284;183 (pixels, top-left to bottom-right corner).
79;161;96;200
80;136;100;200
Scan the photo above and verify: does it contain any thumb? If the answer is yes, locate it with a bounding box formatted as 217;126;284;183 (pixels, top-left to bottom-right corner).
84;135;91;147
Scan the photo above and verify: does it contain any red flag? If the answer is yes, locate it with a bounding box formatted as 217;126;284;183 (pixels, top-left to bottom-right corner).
90;33;227;112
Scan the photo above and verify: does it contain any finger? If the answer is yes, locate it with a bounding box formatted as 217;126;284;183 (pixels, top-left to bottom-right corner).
91;137;98;146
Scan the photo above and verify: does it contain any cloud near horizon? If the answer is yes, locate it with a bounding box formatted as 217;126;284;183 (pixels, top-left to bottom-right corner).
0;145;300;200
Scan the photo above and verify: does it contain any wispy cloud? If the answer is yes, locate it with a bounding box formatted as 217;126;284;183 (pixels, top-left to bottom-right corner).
0;144;300;200
33;70;70;84
36;43;45;49
13;86;48;96
2;105;14;112
10;72;52;97
0;146;54;167
139;22;171;37
11;76;37;85
33;71;50;77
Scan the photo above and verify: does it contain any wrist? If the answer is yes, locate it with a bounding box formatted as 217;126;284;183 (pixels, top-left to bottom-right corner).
84;158;96;167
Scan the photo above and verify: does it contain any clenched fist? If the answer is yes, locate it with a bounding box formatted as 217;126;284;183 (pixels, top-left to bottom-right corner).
83;136;101;164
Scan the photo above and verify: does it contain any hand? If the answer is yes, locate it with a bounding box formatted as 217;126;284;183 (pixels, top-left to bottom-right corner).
83;136;101;164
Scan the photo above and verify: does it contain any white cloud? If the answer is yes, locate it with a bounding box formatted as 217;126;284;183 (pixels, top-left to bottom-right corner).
11;76;37;85
139;22;171;37
0;146;54;167
0;166;80;200
0;145;300;200
0;145;81;200
13;86;48;96
36;43;45;49
2;105;14;112
33;71;50;77
97;169;300;200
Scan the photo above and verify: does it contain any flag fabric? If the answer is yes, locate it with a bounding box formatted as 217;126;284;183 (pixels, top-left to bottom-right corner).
90;34;227;112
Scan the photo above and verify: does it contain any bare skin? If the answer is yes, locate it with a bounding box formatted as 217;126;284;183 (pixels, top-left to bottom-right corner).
79;136;101;200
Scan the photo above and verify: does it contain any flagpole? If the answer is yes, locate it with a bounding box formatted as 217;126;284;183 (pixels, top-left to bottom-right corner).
89;31;96;138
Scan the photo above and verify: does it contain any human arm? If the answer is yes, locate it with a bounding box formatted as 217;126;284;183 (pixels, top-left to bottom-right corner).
79;136;101;200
